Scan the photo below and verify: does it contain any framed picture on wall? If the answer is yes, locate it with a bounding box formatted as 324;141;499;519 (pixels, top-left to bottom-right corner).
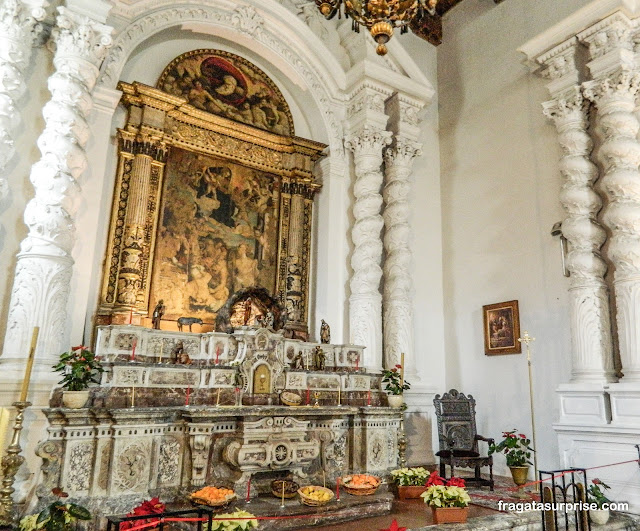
483;300;521;355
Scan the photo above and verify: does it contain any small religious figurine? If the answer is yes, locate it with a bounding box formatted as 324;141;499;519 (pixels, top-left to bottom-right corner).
264;310;275;329
320;319;330;344
152;299;165;330
313;346;326;371
171;341;185;363
292;351;304;370
243;297;252;326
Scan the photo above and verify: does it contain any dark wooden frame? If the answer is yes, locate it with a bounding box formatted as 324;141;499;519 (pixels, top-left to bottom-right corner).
482;299;521;355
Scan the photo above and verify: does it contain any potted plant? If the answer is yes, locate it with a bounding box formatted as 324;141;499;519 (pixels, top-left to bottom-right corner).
382;364;410;408
488;429;534;486
420;471;470;524
119;497;165;530
588;478;612;525
390;467;430;499
204;509;258;530
53;345;103;409
19;488;91;530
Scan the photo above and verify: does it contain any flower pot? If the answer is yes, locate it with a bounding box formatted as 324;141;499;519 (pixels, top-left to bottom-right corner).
431;507;468;524
590;508;610;525
62;390;90;409
387;394;404;408
509;465;530;486
397;486;427;500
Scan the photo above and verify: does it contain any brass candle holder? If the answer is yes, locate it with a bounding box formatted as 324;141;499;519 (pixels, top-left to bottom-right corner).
0;401;32;526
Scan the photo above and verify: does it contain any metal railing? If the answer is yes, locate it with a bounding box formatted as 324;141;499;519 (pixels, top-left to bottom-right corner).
539;468;590;531
105;506;214;531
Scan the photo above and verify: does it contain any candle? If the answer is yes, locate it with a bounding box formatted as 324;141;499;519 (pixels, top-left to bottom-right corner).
336;477;340;501
337;384;341;406
19;327;39;402
367;389;371;406
355;354;359;371
186;385;191;406
130;338;137;362
323;470;326;488
246;476;252;502
216;387;221;407
400;352;405;390
130;386;135;408
215;346;220;365
281;481;285;507
0;408;10;455
129;309;133;324
306;386;310;406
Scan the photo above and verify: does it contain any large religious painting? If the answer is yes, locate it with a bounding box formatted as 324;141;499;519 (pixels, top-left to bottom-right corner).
483;300;521;355
157;49;294;136
149;147;281;324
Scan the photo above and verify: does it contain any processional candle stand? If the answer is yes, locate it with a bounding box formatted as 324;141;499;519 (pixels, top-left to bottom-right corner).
518;331;538;492
0;327;39;526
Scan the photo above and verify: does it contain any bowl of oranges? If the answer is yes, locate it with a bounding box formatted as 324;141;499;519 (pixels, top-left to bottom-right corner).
341;474;381;496
298;485;334;506
190;486;236;507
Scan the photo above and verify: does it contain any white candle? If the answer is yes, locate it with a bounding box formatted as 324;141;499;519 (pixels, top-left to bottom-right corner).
19;327;39;402
0;408;10;455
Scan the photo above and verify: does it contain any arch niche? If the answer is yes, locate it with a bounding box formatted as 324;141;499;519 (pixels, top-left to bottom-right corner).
95;45;328;340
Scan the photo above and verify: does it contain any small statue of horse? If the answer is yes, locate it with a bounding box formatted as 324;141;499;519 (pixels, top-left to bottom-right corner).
177;316;203;332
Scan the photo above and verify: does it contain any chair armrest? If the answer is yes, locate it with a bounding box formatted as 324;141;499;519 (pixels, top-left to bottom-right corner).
475;435;495;445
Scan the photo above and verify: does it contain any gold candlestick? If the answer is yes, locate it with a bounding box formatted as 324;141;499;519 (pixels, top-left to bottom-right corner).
518;331;538;491
19;328;39;402
0;401;31;526
313;391;320;408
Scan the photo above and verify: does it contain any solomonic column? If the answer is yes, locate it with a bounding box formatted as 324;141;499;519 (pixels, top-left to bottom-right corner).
542;87;615;384
584;70;640;382
0;0;48;198
2;4;112;371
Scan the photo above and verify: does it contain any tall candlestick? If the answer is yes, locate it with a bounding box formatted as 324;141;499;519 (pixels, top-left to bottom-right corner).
186;386;191;406
280;481;285;508
0;408;10;456
130;338;137;362
19;327;39;402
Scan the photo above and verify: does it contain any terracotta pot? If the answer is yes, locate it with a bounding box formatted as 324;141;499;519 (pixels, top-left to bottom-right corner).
431;506;469;524
509;465;530;486
62;390;90;409
387;394;404;408
590;508;610;525
397;485;427;499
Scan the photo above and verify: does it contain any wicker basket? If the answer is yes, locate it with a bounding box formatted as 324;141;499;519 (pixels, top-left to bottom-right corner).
271;479;299;499
298;486;334;506
189;492;236;507
280;392;302;407
341;475;381;496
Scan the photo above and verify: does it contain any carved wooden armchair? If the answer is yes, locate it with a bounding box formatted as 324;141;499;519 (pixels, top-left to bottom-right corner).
433;389;494;490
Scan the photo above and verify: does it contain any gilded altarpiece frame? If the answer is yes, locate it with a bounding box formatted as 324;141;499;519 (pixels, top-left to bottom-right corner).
97;81;324;339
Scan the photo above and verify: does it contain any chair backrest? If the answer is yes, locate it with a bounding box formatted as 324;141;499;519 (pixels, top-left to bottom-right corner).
433;389;478;452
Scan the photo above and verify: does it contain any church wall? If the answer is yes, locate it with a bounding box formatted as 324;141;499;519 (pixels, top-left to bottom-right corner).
438;0;590;476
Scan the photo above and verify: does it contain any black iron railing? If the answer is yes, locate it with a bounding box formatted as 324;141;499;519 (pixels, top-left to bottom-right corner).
105;506;214;531
539;468;590;531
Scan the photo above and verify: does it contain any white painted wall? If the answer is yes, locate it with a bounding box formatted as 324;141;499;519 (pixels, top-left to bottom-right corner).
438;0;593;476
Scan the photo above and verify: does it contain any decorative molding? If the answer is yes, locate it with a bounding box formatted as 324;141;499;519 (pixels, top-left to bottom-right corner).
0;0;48;199
2;6;113;364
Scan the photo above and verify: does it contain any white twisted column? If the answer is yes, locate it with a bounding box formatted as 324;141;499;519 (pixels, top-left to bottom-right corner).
382;139;421;372
345;126;392;371
543;88;615;383
0;0;47;199
2;7;112;366
584;71;640;382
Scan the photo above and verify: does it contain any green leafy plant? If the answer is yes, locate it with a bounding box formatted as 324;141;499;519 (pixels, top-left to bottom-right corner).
488;429;534;467
381;364;411;395
420;472;470;508
204;509;258;530
588;478;612;509
390;467;430;487
20;489;91;530
53;346;103;391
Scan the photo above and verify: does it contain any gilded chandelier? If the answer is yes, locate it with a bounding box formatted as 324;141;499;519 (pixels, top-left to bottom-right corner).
315;0;438;55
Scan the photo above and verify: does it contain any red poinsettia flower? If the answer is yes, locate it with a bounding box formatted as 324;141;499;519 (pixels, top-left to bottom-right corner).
592;478;602;485
518;433;526;439
71;345;88;351
120;498;165;530
380;519;407;531
446;477;466;488
395;364;402;369
425;470;445;487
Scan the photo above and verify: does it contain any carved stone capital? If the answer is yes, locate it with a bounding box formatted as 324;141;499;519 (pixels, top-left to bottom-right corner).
384;139;423;168
345;126;392;158
583;70;640;108
542;87;588;126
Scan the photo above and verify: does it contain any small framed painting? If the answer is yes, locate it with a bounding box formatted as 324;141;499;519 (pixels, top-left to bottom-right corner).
483;300;521;355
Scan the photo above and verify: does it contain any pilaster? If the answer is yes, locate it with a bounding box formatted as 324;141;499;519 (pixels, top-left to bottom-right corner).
345;81;392;372
0;0;48;199
1;5;113;378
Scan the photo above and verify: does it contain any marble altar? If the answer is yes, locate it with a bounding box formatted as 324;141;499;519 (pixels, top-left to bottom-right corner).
36;325;402;516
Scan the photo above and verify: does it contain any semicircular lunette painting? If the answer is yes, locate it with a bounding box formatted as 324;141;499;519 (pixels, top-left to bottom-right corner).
157;49;294;136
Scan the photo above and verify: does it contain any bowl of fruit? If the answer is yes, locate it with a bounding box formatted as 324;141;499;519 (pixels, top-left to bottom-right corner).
298;485;334;506
271;479;300;499
341;474;381;496
190;486;236;507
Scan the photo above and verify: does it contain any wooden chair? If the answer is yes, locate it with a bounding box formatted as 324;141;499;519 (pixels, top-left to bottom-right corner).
433;389;494;490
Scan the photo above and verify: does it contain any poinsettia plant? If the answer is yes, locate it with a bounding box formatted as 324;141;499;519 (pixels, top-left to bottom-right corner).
381;364;411;395
488;429;534;467
119;497;165;530
390;467;430;486
587;478;612;509
420;472;470;508
204;509;258;530
19;488;91;531
53;346;103;391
